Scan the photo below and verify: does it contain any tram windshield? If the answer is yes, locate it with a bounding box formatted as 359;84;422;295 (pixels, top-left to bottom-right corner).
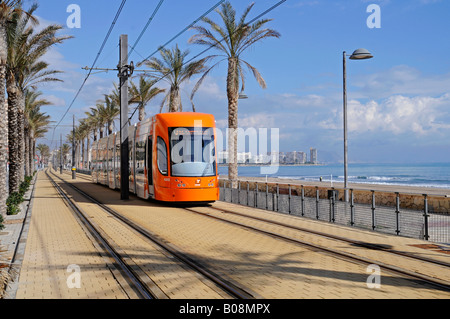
169;127;216;177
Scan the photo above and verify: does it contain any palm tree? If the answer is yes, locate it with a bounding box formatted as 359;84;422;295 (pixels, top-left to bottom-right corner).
36;143;49;166
103;95;120;135
95;95;119;136
77;118;91;170
129;76;165;121
144;44;209;113
85;107;102;141
25;89;51;174
61;143;70;168
189;1;280;187
6;5;71;192
65;129;77;167
0;0;32;217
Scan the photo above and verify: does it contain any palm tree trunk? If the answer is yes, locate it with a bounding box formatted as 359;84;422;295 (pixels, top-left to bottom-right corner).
18;95;25;181
6;78;21;193
86;135;90;169
24;126;30;177
0;23;8;216
81;139;85;169
227;57;239;188
139;104;145;121
31;135;36;174
169;86;181;112
77;141;81;169
0;99;7;217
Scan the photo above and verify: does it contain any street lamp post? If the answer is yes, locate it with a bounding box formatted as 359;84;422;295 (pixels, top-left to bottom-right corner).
342;48;373;201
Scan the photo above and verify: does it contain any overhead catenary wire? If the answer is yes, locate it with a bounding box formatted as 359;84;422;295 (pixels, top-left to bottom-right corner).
55;0;166;146
58;0;231;138
49;0;127;150
136;0;225;67
55;0;287;141
118;0;286;133
135;0;287;91
127;0;165;61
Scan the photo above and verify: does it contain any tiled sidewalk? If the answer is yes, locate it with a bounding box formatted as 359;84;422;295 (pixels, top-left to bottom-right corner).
4;171;128;299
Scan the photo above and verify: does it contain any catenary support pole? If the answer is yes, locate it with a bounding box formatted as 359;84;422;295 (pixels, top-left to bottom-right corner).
119;34;130;200
72;115;76;179
60;134;63;174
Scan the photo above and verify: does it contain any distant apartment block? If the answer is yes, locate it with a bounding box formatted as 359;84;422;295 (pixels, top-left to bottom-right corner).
219;148;317;165
285;151;306;164
310;148;318;164
218;151;269;164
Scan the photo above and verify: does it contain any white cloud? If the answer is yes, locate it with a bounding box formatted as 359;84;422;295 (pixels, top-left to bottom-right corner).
41;94;66;108
323;94;450;135
352;65;450;99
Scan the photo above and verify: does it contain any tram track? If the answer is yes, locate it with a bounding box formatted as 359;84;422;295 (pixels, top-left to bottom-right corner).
57;169;450;296
183;205;450;292
203;205;450;268
46;169;158;299
47;169;256;299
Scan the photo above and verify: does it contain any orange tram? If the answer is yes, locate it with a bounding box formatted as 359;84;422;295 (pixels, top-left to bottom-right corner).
90;112;219;203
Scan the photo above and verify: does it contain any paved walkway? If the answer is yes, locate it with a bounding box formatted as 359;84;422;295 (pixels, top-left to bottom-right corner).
63;172;450;299
2;170;450;299
4;171;128;299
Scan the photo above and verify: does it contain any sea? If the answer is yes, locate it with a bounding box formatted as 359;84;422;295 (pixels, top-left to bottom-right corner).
218;162;450;190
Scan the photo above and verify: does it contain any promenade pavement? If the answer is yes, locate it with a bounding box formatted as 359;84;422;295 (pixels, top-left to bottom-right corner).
1;170;449;299
2;171;128;299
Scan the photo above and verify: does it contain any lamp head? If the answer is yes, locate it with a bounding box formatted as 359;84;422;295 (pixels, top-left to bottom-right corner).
238;91;248;99
349;48;373;60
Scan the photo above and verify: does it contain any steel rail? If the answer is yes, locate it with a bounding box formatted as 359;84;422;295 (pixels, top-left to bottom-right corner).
50;171;256;299
183;206;450;292
206;205;450;269
45;170;157;299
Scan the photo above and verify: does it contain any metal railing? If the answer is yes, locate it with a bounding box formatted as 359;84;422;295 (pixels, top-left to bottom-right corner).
219;180;450;244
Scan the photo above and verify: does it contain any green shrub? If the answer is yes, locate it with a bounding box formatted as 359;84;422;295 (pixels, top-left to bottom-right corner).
0;214;4;231
6;175;33;216
7;192;23;206
19;177;32;196
6;192;23;216
6;204;19;216
19;183;28;195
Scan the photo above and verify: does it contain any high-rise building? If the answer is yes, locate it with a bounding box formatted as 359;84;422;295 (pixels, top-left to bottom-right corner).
310;148;318;164
297;151;306;164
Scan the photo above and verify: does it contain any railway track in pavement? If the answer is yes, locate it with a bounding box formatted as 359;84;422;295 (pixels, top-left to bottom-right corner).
183;204;450;292
58;170;450;298
47;169;256;299
46;169;158;299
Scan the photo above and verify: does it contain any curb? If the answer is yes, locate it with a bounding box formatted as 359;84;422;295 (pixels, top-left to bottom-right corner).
1;172;38;299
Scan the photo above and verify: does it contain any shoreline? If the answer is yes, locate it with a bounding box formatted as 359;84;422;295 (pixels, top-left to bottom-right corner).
219;175;450;197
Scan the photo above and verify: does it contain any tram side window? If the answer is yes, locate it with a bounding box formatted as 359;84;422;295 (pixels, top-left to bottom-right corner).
157;137;168;175
115;142;120;173
135;139;145;175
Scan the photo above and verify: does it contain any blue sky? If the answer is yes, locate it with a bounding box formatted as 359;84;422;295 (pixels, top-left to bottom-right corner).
27;0;450;163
